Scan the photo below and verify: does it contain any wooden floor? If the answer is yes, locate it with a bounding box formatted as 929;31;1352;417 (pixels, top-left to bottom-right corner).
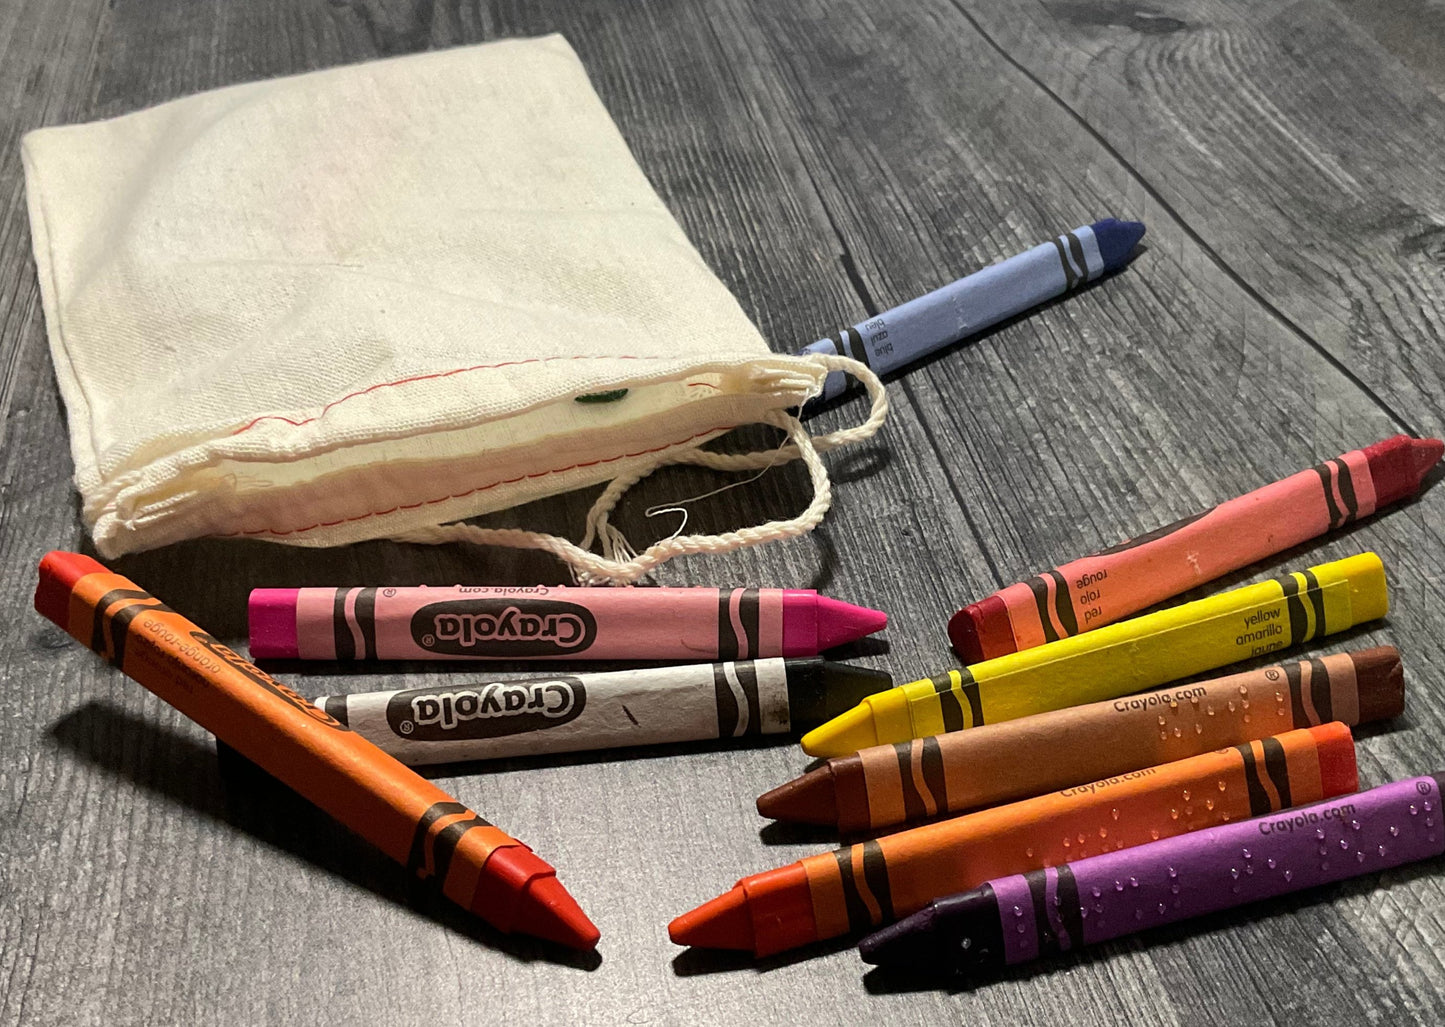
4;0;1444;1023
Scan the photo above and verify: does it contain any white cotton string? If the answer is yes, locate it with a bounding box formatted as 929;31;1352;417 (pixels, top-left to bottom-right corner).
395;354;888;584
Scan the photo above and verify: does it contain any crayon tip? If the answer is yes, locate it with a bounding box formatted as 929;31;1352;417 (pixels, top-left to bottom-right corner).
514;875;601;951
858;906;937;967
1350;646;1404;723
800;703;878;758
1091;218;1146;272
248;589;300;660
669;887;753;950
947;595;1016;663
811;597;888;652
1362;435;1444;507
756;766;837;824
35;551;106;628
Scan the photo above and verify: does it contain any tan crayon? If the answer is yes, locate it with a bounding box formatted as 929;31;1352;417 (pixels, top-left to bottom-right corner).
759;648;1402;832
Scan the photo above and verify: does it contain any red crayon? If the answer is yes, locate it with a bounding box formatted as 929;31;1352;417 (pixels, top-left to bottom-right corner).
36;552;599;950
950;435;1442;661
250;586;887;661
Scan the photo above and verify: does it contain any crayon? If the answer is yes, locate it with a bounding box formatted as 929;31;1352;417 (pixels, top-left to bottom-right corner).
801;552;1386;758
801;218;1145;406
249;586;887;662
315;658;892;765
950;435;1442;662
860;773;1445;974
670;723;1356;956
35;552;599;950
763;648;1400;831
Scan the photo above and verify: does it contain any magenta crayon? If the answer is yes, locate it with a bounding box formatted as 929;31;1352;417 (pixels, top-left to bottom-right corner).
860;772;1445;975
950;435;1443;662
249;586;887;661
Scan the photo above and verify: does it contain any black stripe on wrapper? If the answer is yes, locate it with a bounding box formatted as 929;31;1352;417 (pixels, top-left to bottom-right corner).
957;670;984;728
712;664;739;737
932;674;966;733
1272;574;1308;646
1333;458;1359;521
1065;231;1089;285
717;592;738;662
322;695;350;727
1235;744;1273;816
1024;869;1054;954
1047;570;1079;637
333;588;356;661
835;849;872;933
89;588;152;667
1026;576;1061;644
1260;736;1294;809
355;587;378;660
861;840;894;924
1307;656;1334;723
406;801;470;877
920;736;948;812
1312;462;1344;529
1284;661;1311;726
432;815;493;886
1301;570;1328;637
1054;864;1084;950
740;589;760;659
1052;236;1079;290
895;744;928;824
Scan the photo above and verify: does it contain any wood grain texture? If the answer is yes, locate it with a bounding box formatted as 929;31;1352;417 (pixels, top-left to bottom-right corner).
2;0;1443;1024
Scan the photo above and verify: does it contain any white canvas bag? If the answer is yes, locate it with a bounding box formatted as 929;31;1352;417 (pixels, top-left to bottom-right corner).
23;35;885;582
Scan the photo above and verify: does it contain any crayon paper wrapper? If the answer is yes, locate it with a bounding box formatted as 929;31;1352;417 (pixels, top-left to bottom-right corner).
325;660;792;764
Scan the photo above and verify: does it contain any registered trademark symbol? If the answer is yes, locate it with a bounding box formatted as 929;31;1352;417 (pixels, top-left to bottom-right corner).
383;588;397;598
422;634;435;646
1419;781;1433;795
1265;669;1280;681
400;721;413;734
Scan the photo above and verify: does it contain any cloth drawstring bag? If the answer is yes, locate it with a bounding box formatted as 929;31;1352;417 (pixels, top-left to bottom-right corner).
22;34;886;583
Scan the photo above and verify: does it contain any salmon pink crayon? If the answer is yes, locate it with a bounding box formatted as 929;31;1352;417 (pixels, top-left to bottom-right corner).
36;552;599;950
249;586;887;662
950;435;1442;662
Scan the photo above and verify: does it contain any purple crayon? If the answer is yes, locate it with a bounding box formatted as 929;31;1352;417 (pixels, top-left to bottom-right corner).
249;586;887;662
860;773;1445;974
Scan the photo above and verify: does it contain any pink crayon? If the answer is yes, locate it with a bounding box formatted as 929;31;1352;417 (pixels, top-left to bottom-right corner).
249;586;887;662
949;434;1443;662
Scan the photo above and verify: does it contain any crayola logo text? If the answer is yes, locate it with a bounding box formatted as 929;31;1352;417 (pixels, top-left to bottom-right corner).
412;600;597;656
385;678;586;741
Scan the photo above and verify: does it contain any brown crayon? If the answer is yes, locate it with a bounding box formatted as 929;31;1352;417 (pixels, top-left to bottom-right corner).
672;723;1357;956
760;648;1401;832
34;552;599;950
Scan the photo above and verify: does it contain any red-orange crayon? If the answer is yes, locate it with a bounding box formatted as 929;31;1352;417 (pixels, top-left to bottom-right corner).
670;723;1356;956
35;552;599;950
950;435;1442;661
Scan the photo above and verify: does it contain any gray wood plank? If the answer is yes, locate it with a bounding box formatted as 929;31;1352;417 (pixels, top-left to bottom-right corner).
2;0;1443;1024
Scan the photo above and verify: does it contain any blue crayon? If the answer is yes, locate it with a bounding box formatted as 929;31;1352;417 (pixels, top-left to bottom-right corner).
802;218;1145;407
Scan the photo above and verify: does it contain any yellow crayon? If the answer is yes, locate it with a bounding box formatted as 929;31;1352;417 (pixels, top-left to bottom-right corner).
801;553;1387;757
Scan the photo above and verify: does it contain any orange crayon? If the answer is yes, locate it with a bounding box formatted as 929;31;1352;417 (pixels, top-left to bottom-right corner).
761;648;1401;832
35;552;599;950
950;435;1442;661
671;723;1356;956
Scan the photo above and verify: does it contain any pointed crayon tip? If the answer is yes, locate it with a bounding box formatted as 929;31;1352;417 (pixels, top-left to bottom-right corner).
800;703;879;758
669;887;753;950
858;907;937;967
811;597;887;651
514;875;601;951
1412;437;1444;479
1091;218;1146;271
756;766;837;824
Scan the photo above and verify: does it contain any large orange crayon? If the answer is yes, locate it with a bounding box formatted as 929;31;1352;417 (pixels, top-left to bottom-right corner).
949;435;1442;661
34;552;599;950
760;648;1400;832
670;723;1356;956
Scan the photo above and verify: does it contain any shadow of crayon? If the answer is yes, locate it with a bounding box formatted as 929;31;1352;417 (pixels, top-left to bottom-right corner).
670;933;857;976
48;700;602;970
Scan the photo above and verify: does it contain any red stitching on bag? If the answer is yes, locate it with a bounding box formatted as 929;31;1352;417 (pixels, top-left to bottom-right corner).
229;354;674;434
217;424;736;538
